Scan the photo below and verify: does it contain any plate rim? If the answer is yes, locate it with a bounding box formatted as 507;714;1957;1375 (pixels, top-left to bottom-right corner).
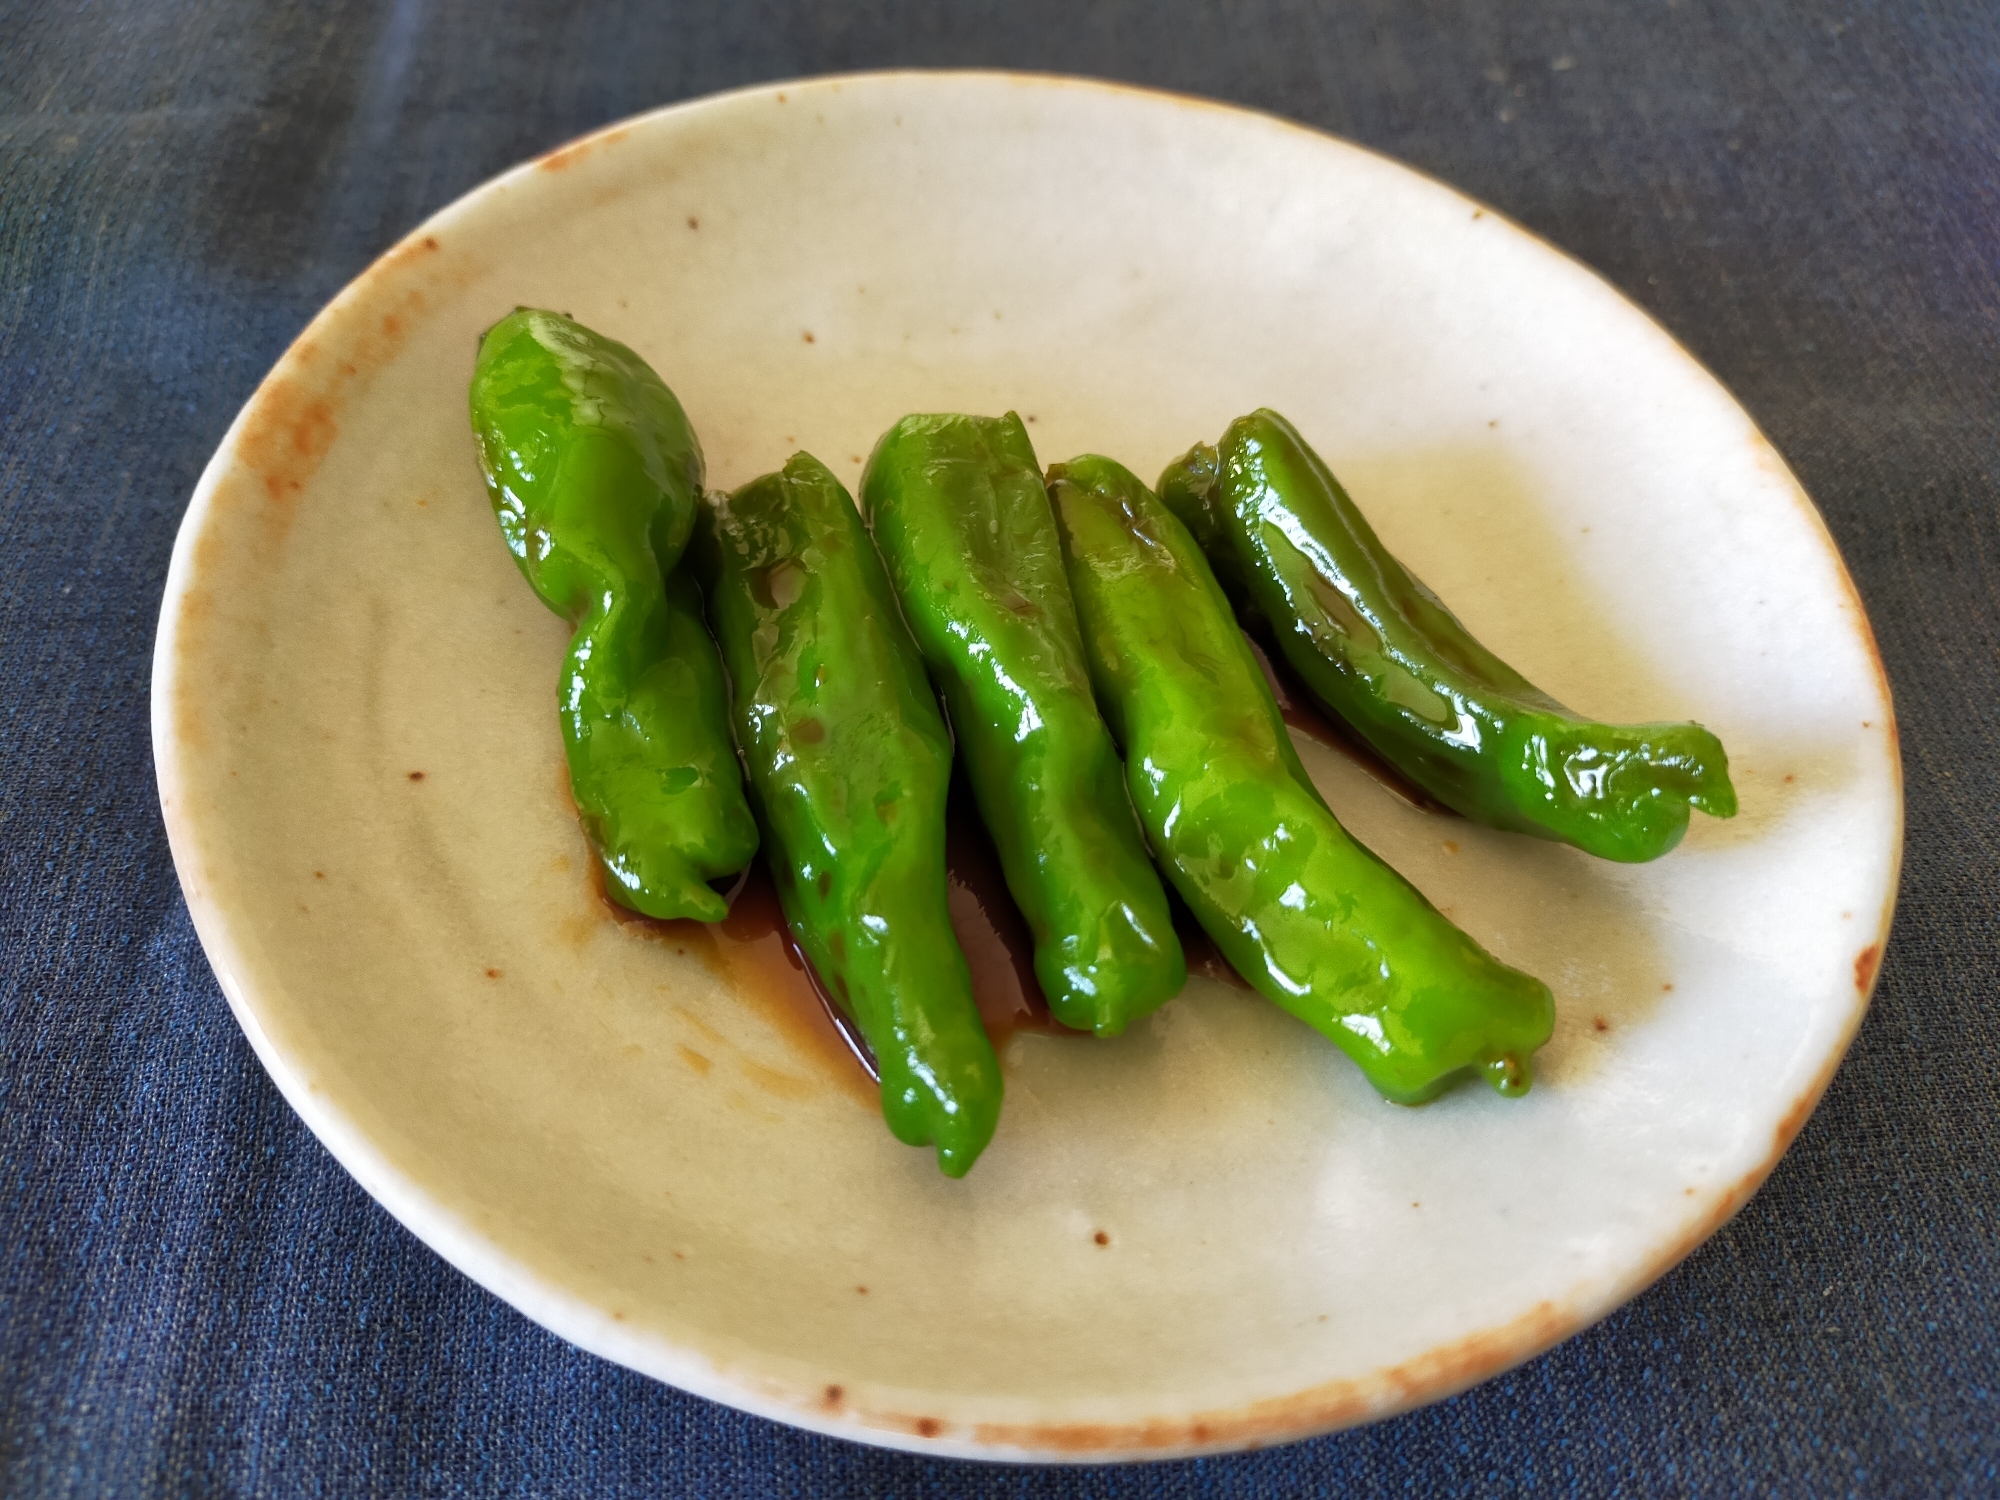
149;68;1904;1462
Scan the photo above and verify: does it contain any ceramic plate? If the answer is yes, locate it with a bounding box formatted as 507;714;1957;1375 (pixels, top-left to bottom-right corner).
152;73;1901;1460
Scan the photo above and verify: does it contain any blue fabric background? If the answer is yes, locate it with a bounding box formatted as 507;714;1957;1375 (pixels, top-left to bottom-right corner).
3;1;1995;1494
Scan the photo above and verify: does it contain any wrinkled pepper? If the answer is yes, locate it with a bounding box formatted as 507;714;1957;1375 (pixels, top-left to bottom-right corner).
863;413;1186;1036
469;308;757;921
1160;410;1736;862
692;452;1002;1176
1047;455;1554;1103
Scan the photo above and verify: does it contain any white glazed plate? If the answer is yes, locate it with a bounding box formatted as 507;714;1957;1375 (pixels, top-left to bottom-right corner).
152;74;1901;1461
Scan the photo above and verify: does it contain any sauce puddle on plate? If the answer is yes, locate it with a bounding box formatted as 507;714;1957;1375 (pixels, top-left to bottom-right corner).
585;624;1444;1090
596;773;1252;1090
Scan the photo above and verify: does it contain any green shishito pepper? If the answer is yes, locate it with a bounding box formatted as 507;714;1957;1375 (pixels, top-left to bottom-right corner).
1160;410;1737;862
469;308;757;921
692;452;1002;1176
863;413;1186;1036
1047;455;1553;1104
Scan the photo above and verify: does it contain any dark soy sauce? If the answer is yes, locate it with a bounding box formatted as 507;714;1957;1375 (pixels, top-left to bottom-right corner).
941;775;1062;1051
594;625;1455;1090
601;776;1255;1089
605;774;1080;1092
596;855;878;1094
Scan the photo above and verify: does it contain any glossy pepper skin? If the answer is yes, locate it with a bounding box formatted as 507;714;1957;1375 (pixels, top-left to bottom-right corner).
469;308;757;921
1160;410;1737;862
1047;455;1554;1103
862;413;1186;1036
692;452;1002;1176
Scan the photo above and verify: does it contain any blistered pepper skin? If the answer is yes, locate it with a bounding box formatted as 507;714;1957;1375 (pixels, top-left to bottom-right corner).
692;452;1002;1177
863;413;1186;1036
1047;456;1553;1104
1160;410;1737;862
469;308;757;920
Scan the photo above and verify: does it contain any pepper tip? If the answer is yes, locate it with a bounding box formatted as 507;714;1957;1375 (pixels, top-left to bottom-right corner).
1484;1052;1533;1098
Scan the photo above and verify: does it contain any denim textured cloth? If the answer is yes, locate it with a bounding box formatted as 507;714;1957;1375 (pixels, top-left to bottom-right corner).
3;1;1996;1495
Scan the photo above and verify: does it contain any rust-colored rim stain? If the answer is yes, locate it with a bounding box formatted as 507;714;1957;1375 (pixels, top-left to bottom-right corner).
535;123;632;175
